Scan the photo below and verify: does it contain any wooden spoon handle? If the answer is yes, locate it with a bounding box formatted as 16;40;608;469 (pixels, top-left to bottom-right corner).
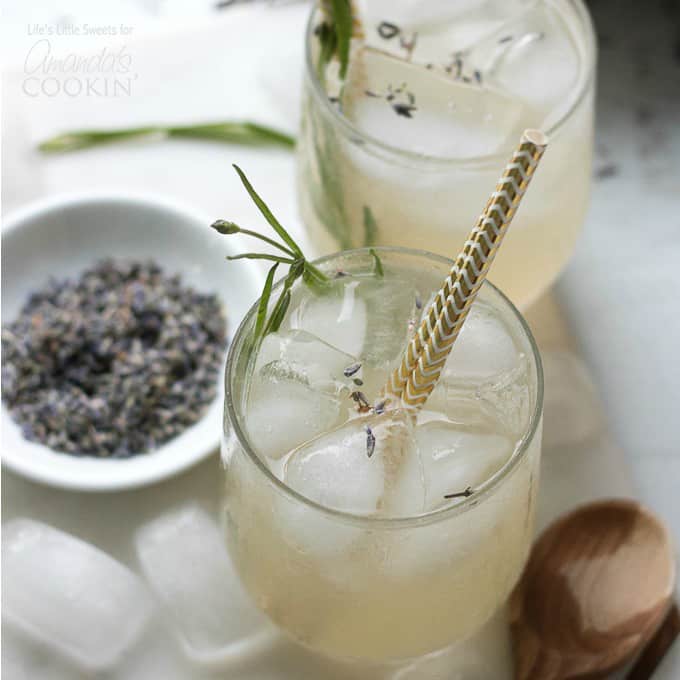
625;603;680;680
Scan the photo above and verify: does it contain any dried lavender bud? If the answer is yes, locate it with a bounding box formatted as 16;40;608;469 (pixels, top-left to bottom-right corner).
353;378;364;386
343;362;362;377
444;486;474;500
377;21;400;40
1;259;227;458
365;426;376;458
350;390;370;412
393;103;417;118
373;400;386;415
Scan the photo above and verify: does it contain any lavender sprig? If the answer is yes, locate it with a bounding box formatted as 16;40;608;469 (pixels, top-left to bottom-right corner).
211;165;329;344
39;121;295;154
317;0;356;80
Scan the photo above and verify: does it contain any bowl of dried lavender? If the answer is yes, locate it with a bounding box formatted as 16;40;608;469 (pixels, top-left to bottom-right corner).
1;194;260;491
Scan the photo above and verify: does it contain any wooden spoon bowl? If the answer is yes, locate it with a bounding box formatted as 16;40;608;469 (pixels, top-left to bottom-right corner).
510;499;676;680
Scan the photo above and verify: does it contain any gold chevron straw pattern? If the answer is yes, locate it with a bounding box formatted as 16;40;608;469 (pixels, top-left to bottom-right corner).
386;129;548;408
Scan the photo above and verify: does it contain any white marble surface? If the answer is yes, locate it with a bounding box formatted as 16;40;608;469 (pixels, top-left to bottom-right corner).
2;0;679;676
555;0;680;547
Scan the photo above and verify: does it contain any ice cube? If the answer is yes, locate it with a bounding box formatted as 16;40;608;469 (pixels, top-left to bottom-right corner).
416;419;513;510
465;3;582;123
358;0;533;45
286;280;367;357
1;626;87;680
245;367;344;461
255;329;357;395
495;7;581;122
358;0;482;30
421;303;530;437
135;504;273;664
273;411;424;590
478;360;532;438
109;629;192;680
343;47;531;159
384;419;516;579
284;411;423;517
442;302;520;384
2;519;154;671
358;277;420;370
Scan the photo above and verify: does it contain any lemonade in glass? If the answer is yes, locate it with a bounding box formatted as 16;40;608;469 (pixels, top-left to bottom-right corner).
222;247;543;662
296;0;595;307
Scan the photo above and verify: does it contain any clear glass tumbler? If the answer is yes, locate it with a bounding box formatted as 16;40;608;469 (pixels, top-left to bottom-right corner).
222;248;543;663
296;0;596;308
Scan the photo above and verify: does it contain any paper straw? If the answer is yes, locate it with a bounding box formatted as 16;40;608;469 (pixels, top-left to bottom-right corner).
385;129;548;408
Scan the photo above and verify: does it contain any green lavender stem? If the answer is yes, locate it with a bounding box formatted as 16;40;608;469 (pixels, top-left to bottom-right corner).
38;121;296;154
211;165;330;345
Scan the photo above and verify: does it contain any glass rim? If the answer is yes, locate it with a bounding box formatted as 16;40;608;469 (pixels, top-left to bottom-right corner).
303;0;596;167
224;246;544;529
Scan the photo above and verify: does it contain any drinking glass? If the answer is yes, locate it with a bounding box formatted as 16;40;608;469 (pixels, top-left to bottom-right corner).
222;248;543;663
296;0;596;308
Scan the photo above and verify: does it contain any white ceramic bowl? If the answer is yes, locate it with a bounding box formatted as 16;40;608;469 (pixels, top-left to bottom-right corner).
1;193;261;491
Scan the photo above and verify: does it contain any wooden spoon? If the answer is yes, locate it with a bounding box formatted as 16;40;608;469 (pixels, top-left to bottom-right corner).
510;499;676;679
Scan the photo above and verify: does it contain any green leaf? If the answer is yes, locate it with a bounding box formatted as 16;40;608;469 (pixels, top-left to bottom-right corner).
286;258;306;285
232;165;303;258
310;120;353;250
315;21;338;80
303;262;329;288
227;253;295;264
38;121;294;154
215;222;297;257
242;122;296;148
369;248;384;277
255;263;279;340
213;167;330;340
330;0;353;79
168;121;295;149
265;289;292;334
38;127;159;153
363;205;378;246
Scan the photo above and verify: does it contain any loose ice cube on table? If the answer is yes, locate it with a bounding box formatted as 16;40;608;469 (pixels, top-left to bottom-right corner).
135;504;273;664
111;630;188;680
1;626;87;680
2;519;153;671
416;419;513;510
284;411;424;517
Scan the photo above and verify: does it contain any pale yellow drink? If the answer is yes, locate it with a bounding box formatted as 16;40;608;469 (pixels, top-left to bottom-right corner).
296;0;595;308
222;249;543;662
